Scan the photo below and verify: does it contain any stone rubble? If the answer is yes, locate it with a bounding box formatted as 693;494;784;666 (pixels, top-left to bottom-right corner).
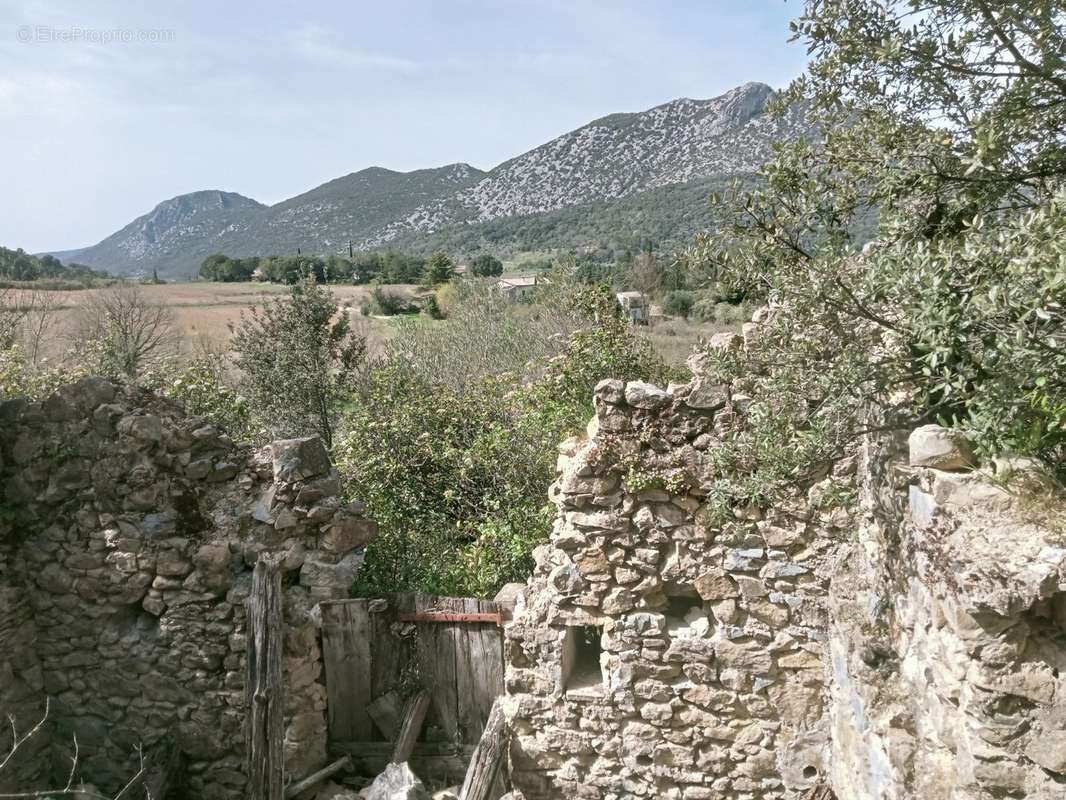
363;761;430;800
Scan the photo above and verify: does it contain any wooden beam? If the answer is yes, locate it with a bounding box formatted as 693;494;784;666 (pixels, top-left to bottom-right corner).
458;698;507;800
392;691;431;764
283;755;351;799
246;554;285;800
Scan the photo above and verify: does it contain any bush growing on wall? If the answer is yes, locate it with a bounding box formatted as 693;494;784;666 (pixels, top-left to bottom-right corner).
231;278;367;448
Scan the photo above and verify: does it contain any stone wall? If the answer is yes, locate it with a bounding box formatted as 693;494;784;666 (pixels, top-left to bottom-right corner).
829;430;1066;799
503;346;1066;799
503;350;845;800
0;378;375;797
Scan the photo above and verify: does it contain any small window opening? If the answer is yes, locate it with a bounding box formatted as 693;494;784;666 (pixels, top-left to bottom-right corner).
803;766;818;779
561;625;604;695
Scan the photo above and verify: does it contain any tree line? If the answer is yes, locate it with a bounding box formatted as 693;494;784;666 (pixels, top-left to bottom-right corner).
0;246;111;287
199;251;505;285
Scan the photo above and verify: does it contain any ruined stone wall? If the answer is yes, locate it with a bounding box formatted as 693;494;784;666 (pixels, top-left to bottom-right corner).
0;378;375;797
504;350;1066;799
829;431;1066;799
504;356;844;800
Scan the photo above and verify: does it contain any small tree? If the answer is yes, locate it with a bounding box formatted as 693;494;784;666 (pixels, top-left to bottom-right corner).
470;254;504;278
230;278;367;448
77;284;177;379
422;252;455;286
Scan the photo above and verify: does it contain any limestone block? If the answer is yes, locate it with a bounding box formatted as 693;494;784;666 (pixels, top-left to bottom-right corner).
624;381;671;410
117;414;163;443
272;436;332;483
365;762;430;800
694;568;738;601
320;514;377;553
685;379;729;412
908;424;977;470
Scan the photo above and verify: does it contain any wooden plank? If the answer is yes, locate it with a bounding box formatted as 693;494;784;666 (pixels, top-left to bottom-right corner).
472;599;505;740
370;597;403;741
283;755;351;799
392;691;431;763
366;691;403;741
415;595;460;743
452;596;503;746
458;698;507;800
246;554;285;800
321;599;373;742
455;598;478;744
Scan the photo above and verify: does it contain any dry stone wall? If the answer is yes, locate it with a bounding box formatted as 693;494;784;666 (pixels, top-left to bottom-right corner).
0;378;375;798
503;344;1066;800
503;344;846;800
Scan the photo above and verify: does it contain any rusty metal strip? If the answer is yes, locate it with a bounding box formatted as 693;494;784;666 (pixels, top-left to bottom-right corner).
397;611;504;626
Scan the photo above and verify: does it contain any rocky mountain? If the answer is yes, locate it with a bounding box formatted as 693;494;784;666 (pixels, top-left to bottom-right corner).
64;190;265;278
211;162;485;263
63;82;807;278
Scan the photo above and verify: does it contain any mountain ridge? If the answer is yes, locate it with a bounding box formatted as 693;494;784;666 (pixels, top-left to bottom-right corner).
57;82;807;278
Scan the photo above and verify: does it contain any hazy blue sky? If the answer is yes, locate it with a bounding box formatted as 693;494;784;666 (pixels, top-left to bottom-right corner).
0;1;809;252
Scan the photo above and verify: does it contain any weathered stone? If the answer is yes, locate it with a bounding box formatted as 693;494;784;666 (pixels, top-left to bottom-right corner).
693;568;738;600
0;380;377;798
624;381;671;410
908;424;977;470
272;436;332;483
117;414;163;443
365;762;430;800
319;515;377;553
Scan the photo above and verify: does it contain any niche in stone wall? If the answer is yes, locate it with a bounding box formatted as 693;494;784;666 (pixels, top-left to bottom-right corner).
561;624;604;697
665;595;712;638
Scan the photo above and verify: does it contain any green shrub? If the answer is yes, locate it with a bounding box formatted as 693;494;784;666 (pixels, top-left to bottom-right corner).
369;286;410;316
335;301;672;597
230;279;367;448
423;294;444;320
142;353;258;442
662;290;695;318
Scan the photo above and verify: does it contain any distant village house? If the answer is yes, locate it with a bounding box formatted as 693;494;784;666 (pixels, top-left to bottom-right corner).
615;290;650;324
495;274;548;302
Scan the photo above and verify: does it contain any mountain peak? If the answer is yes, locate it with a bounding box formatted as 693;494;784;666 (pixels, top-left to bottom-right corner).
65;81;807;277
149;190;264;215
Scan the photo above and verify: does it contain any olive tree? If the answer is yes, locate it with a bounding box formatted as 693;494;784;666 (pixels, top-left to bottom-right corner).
230;278;367;448
684;0;1066;513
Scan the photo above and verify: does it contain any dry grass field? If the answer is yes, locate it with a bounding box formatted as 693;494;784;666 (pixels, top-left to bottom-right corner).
8;280;727;374
13;281;417;360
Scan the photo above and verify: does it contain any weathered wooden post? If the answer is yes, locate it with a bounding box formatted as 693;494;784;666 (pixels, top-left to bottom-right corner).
246;554;285;800
458;698;507;800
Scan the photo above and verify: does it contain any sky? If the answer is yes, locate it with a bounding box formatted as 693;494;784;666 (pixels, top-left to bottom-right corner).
0;0;810;253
